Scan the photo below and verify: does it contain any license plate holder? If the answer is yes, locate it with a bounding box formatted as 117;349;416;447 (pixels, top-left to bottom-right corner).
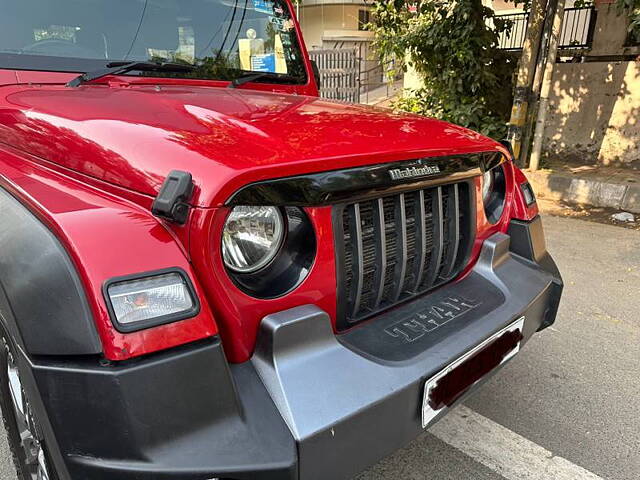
422;317;525;428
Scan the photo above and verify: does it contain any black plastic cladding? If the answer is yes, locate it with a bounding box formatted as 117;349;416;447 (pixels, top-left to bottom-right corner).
29;338;298;480
0;187;102;356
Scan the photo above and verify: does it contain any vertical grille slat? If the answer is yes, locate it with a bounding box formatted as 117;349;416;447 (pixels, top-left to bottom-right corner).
347;203;364;318
440;183;461;280
411;190;427;293
392;193;408;302
421;186;444;290
337;180;474;327
372;198;387;309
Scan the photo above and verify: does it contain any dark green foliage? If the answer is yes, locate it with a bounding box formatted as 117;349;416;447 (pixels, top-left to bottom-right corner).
615;0;640;43
370;0;518;138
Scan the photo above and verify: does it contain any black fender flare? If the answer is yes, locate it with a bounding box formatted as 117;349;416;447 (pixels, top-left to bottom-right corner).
0;186;102;356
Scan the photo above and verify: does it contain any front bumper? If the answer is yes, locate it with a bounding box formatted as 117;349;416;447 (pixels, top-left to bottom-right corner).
28;216;561;480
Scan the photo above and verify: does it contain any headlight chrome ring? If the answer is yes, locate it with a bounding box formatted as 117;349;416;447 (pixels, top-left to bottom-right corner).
222;206;285;274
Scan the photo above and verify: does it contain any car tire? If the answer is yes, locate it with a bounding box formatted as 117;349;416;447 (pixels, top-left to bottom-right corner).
0;326;57;480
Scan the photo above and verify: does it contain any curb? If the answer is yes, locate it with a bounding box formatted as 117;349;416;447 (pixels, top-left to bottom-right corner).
524;170;640;214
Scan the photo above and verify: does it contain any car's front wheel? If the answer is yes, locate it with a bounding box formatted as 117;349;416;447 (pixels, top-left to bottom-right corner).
0;330;55;480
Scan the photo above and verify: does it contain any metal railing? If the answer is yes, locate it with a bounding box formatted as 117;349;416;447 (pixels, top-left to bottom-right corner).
496;12;530;51
309;48;360;103
310;46;402;104
496;6;597;51
359;59;401;105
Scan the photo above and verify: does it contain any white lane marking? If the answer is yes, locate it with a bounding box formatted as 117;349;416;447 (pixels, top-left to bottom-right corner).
430;406;604;480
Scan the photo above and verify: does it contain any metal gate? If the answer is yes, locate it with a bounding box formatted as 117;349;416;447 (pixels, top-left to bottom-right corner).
309;49;360;103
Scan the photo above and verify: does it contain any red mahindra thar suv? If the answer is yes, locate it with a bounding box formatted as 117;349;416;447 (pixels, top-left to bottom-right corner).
0;1;562;479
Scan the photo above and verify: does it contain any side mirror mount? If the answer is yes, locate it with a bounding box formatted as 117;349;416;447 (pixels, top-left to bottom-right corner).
152;170;194;225
310;59;321;89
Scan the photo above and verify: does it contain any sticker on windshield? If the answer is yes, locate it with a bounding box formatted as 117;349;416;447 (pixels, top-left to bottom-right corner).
270;17;294;32
269;16;285;29
251;53;276;72
280;33;292;46
253;0;274;14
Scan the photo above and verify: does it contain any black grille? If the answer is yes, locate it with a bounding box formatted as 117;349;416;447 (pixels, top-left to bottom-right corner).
335;181;475;328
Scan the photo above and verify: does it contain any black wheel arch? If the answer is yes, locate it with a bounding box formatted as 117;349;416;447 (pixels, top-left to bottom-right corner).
0;184;100;480
0;186;102;357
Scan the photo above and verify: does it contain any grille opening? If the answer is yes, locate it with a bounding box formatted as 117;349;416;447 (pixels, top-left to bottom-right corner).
336;181;475;329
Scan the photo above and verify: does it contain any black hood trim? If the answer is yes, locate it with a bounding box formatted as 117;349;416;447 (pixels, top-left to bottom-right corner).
226;151;504;206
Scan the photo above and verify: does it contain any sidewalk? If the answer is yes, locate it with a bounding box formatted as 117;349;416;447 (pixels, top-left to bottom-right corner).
525;161;640;214
362;80;403;107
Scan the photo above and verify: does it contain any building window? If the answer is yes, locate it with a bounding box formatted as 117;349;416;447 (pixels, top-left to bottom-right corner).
358;9;371;31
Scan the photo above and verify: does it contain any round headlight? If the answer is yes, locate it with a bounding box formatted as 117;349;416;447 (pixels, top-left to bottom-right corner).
222;206;284;273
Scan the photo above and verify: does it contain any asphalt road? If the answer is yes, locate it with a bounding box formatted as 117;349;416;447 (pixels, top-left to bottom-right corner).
1;215;638;480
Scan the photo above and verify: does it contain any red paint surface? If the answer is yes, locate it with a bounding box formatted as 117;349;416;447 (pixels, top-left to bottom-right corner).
189;161;536;363
189;206;338;361
0;84;503;208
0;147;217;361
0;9;536;361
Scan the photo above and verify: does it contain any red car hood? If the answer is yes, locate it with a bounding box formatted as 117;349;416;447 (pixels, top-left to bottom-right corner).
0;84;502;206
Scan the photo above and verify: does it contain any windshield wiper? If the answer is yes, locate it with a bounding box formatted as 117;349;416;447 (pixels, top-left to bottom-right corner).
67;61;195;87
228;72;298;89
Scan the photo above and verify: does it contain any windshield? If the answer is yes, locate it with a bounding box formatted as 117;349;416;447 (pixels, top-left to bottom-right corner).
0;0;307;84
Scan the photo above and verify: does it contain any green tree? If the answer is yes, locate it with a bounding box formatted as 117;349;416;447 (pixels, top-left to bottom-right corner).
615;0;640;43
370;0;518;138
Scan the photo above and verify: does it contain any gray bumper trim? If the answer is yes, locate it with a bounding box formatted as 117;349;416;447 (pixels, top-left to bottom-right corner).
252;229;561;480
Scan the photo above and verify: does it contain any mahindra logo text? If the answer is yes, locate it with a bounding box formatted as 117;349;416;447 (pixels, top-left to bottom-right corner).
388;165;441;181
